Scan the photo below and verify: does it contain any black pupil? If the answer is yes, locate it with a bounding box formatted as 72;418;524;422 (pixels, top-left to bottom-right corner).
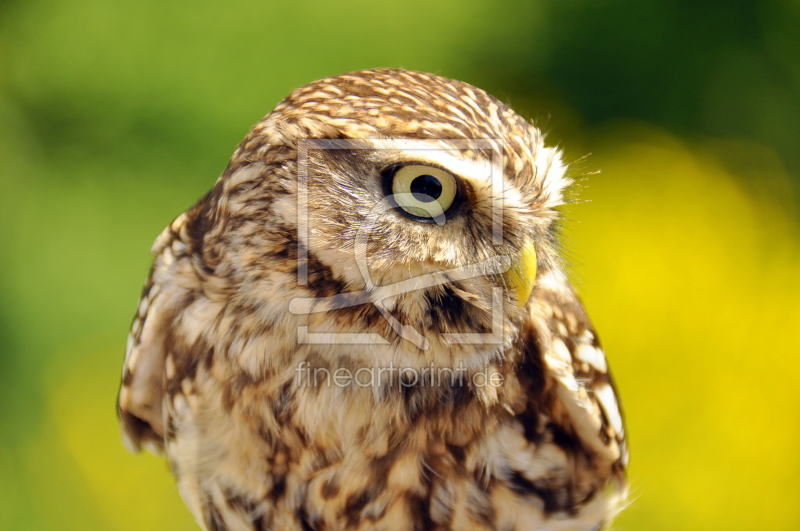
409;174;442;203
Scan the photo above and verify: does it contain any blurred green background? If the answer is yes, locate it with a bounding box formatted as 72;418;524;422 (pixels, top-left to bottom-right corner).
1;0;799;529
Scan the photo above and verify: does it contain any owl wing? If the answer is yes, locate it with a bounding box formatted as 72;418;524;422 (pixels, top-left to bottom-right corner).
533;271;629;472
118;212;195;455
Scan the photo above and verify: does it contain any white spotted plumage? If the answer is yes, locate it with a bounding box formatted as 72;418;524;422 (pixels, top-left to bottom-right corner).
118;68;627;530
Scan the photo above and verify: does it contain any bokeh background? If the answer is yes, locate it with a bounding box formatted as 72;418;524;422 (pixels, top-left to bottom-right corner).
1;0;799;529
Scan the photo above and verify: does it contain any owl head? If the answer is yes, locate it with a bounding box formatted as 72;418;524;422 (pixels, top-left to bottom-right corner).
182;68;571;357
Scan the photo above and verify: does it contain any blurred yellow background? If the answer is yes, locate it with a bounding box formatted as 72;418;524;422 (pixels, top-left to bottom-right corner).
1;1;799;529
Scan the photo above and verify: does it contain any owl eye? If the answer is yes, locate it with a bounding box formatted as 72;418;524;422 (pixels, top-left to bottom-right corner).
385;164;459;221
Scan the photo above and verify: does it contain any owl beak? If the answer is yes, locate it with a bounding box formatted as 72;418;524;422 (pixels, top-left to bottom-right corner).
503;238;537;307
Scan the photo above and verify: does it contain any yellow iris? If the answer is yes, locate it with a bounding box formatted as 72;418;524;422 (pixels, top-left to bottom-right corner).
390;164;458;219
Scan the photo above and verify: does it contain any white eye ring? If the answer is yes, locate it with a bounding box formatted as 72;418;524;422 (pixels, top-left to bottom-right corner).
388;165;458;220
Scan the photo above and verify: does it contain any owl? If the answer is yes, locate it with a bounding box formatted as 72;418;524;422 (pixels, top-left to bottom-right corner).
118;68;628;531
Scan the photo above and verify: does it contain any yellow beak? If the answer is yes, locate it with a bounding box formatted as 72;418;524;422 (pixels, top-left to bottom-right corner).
503;238;537;307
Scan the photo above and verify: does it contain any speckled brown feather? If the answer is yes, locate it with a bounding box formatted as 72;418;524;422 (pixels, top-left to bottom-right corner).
118;68;627;530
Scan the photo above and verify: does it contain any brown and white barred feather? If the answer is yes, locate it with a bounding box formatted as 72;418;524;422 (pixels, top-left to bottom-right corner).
118;68;627;531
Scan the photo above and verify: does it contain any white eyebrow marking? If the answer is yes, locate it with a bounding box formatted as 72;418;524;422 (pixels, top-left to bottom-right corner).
398;148;495;187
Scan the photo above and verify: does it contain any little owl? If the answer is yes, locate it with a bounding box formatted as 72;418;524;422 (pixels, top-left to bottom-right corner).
118;68;628;531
